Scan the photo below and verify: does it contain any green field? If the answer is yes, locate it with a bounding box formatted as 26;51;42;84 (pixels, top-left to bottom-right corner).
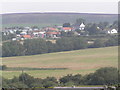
2;46;118;79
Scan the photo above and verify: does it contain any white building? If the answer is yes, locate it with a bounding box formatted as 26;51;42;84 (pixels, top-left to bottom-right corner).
79;23;85;30
107;29;118;34
20;31;27;35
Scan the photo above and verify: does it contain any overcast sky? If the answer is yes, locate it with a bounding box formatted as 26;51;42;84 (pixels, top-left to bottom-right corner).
0;0;119;14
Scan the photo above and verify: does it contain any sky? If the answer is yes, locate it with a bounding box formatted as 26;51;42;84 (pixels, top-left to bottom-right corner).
0;0;119;14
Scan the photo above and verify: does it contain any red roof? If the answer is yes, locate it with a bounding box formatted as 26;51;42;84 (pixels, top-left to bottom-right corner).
62;27;72;30
22;35;31;38
46;32;60;35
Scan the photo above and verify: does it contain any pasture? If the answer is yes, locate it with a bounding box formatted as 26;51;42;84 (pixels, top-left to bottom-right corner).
2;46;118;79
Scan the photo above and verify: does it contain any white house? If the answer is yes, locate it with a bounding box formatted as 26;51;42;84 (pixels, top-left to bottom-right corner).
12;38;17;41
107;29;118;34
20;31;27;35
9;30;14;34
33;32;39;36
79;23;85;30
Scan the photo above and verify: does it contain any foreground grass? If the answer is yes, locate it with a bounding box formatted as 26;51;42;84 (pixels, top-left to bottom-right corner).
2;46;118;79
1;69;96;79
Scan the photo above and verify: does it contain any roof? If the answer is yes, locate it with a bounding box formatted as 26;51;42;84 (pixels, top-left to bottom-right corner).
111;29;117;31
48;27;58;31
22;35;31;38
62;27;72;30
46;32;60;35
80;23;85;27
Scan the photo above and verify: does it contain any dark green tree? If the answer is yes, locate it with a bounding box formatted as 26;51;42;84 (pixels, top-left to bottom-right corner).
86;24;100;35
75;18;85;26
84;67;118;85
63;23;71;27
24;39;48;55
19;73;35;87
92;39;105;48
2;41;25;57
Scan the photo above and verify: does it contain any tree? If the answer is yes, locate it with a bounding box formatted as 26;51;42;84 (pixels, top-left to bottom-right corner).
75;18;85;26
19;73;35;87
105;36;118;46
24;39;48;55
46;41;54;53
56;37;74;51
2;41;25;57
84;67;118;85
112;21;118;29
98;22;109;30
59;74;83;86
2;34;16;41
2;65;7;70
8;82;28;88
63;23;71;27
43;81;57;88
42;77;58;88
86;24;100;35
73;37;88;50
92;39;105;48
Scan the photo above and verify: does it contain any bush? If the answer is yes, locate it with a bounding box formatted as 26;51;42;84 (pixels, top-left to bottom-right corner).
84;67;118;85
92;39;105;48
59;74;83;86
2;67;119;88
2;65;7;70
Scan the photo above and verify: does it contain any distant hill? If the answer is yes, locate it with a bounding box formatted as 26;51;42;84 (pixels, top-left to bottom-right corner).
2;12;118;27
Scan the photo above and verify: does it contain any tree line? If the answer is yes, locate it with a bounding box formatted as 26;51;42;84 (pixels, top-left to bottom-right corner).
2;67;119;88
2;36;118;57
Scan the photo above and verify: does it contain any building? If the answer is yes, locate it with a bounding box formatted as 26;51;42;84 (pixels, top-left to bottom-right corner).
79;23;85;30
107;29;118;34
22;35;32;39
62;27;72;32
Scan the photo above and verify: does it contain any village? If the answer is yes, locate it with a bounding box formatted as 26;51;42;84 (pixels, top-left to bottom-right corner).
2;21;118;41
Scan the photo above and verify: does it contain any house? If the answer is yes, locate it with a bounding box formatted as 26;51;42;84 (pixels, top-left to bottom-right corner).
12;38;17;41
9;30;14;34
62;27;72;32
20;31;27;35
107;29;118;34
22;35;31;39
47;27;59;31
33;32;39;36
45;27;60;38
46;31;60;38
32;31;46;38
39;31;46;38
79;23;85;30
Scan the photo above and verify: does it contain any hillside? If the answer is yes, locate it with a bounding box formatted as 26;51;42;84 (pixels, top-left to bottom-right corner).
2;46;118;79
2;13;117;27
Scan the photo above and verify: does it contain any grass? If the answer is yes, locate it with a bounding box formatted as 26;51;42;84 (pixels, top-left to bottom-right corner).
1;46;118;79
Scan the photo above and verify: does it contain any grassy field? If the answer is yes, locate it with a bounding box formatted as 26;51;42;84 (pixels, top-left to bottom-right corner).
2;46;118;79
